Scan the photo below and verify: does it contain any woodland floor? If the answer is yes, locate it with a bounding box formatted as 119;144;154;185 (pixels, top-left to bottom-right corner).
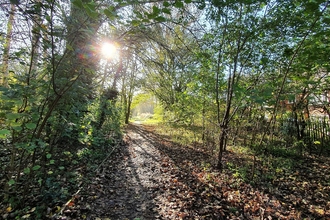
55;123;330;220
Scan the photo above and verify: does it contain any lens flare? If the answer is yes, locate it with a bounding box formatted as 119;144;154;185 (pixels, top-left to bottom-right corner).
101;42;118;59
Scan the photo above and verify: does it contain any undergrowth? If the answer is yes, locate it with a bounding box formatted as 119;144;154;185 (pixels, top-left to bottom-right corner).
146;121;323;188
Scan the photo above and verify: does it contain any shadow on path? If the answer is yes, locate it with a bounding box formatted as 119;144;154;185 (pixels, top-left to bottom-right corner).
78;126;161;219
127;124;228;219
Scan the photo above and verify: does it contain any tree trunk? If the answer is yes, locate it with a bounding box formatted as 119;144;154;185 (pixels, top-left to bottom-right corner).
217;71;234;170
28;0;42;85
125;98;131;124
1;3;15;87
217;128;227;170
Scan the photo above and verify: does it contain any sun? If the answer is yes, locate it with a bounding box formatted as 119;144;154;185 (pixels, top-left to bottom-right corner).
101;42;118;59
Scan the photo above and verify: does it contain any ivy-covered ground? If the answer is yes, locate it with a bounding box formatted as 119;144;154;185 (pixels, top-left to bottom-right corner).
53;123;329;219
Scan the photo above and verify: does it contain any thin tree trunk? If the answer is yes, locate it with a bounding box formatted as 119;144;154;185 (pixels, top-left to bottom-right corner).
27;0;42;85
125;94;132;124
217;128;227;170
1;3;15;87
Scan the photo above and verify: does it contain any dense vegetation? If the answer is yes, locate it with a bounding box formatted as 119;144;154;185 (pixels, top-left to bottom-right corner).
0;0;329;218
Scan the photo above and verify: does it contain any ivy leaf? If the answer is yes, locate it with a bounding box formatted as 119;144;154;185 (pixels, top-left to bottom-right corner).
32;165;41;171
184;0;192;3
24;167;30;174
8;179;15;186
46;153;52;159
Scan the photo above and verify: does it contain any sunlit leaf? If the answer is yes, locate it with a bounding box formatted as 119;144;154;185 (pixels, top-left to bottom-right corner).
70;76;79;81
66;44;74;51
131;20;141;26
22;214;30;219
6;206;12;213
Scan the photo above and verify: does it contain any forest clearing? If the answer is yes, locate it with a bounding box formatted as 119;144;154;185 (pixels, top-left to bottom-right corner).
1;0;330;219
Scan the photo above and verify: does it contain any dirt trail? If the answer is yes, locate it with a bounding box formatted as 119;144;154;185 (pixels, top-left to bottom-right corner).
85;123;167;219
59;123;204;220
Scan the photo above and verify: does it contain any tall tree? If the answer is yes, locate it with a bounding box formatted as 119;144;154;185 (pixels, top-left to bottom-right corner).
1;2;15;87
202;1;272;169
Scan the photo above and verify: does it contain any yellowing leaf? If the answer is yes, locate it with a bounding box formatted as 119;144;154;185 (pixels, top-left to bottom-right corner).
315;208;325;215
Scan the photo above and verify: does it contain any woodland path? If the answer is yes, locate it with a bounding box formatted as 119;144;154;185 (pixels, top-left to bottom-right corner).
58;123;216;220
57;123;330;220
85;123;186;219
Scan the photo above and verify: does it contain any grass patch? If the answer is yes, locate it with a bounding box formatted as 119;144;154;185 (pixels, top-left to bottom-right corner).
150;122;204;146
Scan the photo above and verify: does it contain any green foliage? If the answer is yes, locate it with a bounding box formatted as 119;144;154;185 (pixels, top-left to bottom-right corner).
150;104;164;122
1;0;330;217
131;93;152;111
0;0;123;217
